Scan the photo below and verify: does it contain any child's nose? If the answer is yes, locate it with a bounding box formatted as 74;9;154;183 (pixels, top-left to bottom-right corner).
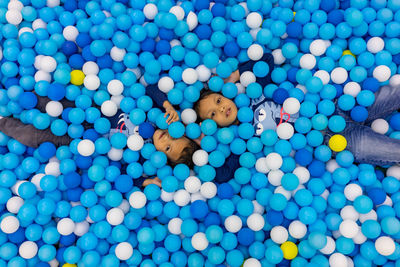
219;106;225;113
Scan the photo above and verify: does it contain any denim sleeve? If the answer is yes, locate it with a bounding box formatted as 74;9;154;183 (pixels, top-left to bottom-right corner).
238;53;275;88
146;84;168;110
214;154;240;183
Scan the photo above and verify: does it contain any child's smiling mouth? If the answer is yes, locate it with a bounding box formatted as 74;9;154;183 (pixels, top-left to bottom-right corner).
226;107;231;117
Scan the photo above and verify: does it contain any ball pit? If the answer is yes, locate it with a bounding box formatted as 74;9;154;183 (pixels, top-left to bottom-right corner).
0;0;399;266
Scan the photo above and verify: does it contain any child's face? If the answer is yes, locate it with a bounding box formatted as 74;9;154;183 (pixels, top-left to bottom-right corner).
197;93;238;127
153;129;191;163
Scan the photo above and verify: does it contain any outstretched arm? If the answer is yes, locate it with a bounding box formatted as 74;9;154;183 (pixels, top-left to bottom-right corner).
0;117;71;148
146;84;179;124
366;84;400;123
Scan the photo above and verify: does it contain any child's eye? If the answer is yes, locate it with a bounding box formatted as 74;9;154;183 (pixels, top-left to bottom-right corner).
165;146;170;152
211;112;215;118
217;98;221;104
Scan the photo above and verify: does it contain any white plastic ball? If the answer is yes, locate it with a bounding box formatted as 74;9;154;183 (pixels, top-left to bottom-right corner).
40;56;57;73
274;186;291;200
63;26;79;41
339;220;359;238
326;159;340;173
161;190;174;202
182;68;198;85
353;231;367;244
115;242;133;261
314;70;330;84
320;236;336;254
270;226;289;244
36;55;45;71
107;80;124;96
127;134;144;151
387;165;400;179
191;192;207;203
344;184;363;201
340;206;359;221
236;83;246;94
101;100;118;117
288;220;307;239
47;0;61;8
186;11;198;31
106;208;124;226
143;3;158;20
34;70;51;82
277;122;294;140
0;216;19;234
359;210;378;223
45;101;63;117
299;54;316;70
19;241;38;259
246;213;265;231
247;44;263;61
310;39;327;56
32;19;46;30
170;39;181;48
252;200;265;214
8;1;24;10
192;150;208;166
255;157;269;174
169;6;185;20
283;98;300;115
373;65;391;82
57;218;75;235
371;119;389;134
31;173;45;191
331;67;348;84
168;218;183;235
268;170;284;186
246;12;262;29
329;253;347;267
243;258;261;267
6;196;24;214
293;167;310;184
225;215;242;233
271;49;285;64
173;189;191;207
158;76;174;93
265;153;283;170
129;191;147;209
191;232;208;251
110;47;126;62
343;82;361;97
111;95;123;108
200;182;217;199
367;37;385;54
181;109;197;125
107;148;123;161
74;222;89;236
84;74;100;90
118;200;130;214
375;236;396;256
240;71;256;87
390;74;400;87
196;65;211;82
77;139;95;157
6;9;22;25
184;176;201;193
82;61;99;75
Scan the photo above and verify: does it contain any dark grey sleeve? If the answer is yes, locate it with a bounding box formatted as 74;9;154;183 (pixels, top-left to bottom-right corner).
35;93;76;113
0;117;72;148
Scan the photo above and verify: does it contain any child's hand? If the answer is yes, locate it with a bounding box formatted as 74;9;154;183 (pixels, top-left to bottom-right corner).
143;177;162;188
193;132;205;146
224;70;240;84
163;101;179;124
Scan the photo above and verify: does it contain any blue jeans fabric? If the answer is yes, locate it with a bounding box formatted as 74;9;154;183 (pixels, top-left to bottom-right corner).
339;84;400;166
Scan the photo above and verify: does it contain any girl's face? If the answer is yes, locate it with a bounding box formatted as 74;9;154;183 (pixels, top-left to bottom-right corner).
153;129;190;162
197;93;238;127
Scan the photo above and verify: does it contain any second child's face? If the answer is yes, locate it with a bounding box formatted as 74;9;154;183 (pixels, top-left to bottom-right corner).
197;93;238;127
153;129;190;162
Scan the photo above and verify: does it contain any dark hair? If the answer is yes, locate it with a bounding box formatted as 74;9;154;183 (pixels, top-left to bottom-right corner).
171;139;199;169
193;89;221;122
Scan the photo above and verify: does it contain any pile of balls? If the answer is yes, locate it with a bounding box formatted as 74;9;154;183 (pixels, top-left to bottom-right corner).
0;0;400;266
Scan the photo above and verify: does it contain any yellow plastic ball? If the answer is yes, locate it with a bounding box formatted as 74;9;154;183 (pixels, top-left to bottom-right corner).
292;12;296;21
281;241;298;260
70;70;85;86
62;264;77;267
329;134;347;152
342;50;356;58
